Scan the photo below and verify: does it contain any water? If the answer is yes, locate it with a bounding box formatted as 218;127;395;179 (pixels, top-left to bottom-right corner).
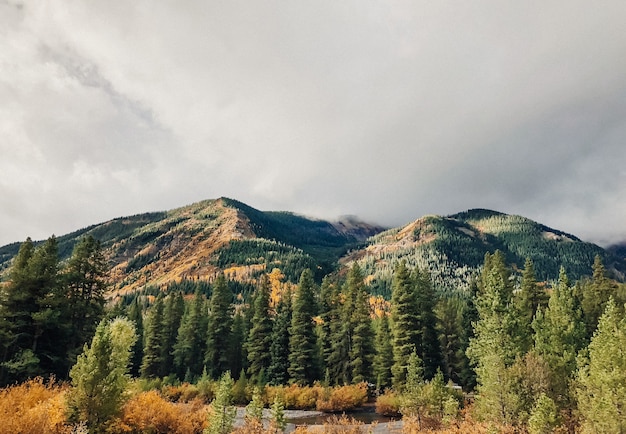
286;407;397;426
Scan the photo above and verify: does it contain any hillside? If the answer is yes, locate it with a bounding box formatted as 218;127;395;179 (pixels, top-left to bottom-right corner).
341;208;625;298
0;198;383;294
1;203;622;299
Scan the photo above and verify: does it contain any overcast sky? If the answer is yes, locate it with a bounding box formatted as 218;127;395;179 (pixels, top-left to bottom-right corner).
2;1;626;248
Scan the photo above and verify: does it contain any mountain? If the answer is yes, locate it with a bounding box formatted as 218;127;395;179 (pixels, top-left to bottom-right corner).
1;202;622;298
341;208;625;298
0;198;383;294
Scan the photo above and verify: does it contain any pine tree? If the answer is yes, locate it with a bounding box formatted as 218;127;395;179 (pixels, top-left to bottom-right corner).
0;237;62;383
162;291;185;376
435;297;470;388
247;275;273;382
413;267;442;379
466;251;523;425
576;298;626;433
62;236;107;368
391;261;420;387
318;277;338;382
581;255;617;338
532;267;585;408
66;317;136;432
141;295;166;378
267;287;291;385
517;258;545;353
205;274;233;379
288;269;318;385
326;279;350;385
347;264;375;383
126;297;144;378
228;311;246;379
373;314;393;390
173;291;207;379
205;371;236;434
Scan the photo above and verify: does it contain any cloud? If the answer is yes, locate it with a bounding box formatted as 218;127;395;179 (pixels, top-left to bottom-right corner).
1;0;626;247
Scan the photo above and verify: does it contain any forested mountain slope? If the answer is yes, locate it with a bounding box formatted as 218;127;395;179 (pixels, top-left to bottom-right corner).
342;208;625;297
0;198;382;294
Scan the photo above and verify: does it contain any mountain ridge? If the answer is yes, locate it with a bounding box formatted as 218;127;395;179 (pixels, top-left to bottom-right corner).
1;200;623;297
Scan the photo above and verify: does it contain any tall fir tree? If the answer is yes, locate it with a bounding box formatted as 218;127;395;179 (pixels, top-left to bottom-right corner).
0;237;61;383
205;274;233;378
288;269;318;385
318;277;338;383
466;251;524;424
580;255;617;338
576;298;626;434
346;264;375;383
173;290;207;379
162;292;185;376
373;313;393;390
126;297;144;378
141;295;166;378
268;287;292;385
533;267;585;408
435;296;472;388
390;261;420;387
413;266;443;379
228;310;246;379
517;258;546;353
62;236;107;369
246;275;272;382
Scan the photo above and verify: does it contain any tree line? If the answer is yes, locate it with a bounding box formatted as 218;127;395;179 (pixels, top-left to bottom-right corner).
2;234;626;432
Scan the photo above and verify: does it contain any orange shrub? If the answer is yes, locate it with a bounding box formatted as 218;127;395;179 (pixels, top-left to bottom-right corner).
0;378;71;434
110;390;207;434
162;382;202;403
316;383;368;412
375;390;401;416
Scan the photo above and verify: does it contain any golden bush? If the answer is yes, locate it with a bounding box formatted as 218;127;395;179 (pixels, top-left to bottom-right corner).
109;390;206;434
374;390;401;416
316;383;368;412
0;377;71;434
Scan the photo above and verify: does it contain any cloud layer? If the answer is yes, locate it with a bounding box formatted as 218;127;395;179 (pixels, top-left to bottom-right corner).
2;1;626;247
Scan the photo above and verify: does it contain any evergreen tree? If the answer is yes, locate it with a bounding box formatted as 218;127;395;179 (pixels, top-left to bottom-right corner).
467;251;523;425
581;255;617;338
317;277;338;382
66;317;136;433
126;297;144;378
62;236;107;368
288;269;318;385
413;267;442;379
173;290;208;379
517;258;546;353
326;279;350;385
141;295;166;378
205;371;236;434
347;264;375;383
532;267;585;408
373;314;393;390
0;237;62;383
435;297;471;388
267;287;291;385
205;274;233;378
247;275;273;382
576;299;626;433
162;291;185;376
390;261;420;387
228;310;246;379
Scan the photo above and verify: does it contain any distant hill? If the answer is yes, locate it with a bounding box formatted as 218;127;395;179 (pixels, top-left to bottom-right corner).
341;208;625;298
0;198;384;294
